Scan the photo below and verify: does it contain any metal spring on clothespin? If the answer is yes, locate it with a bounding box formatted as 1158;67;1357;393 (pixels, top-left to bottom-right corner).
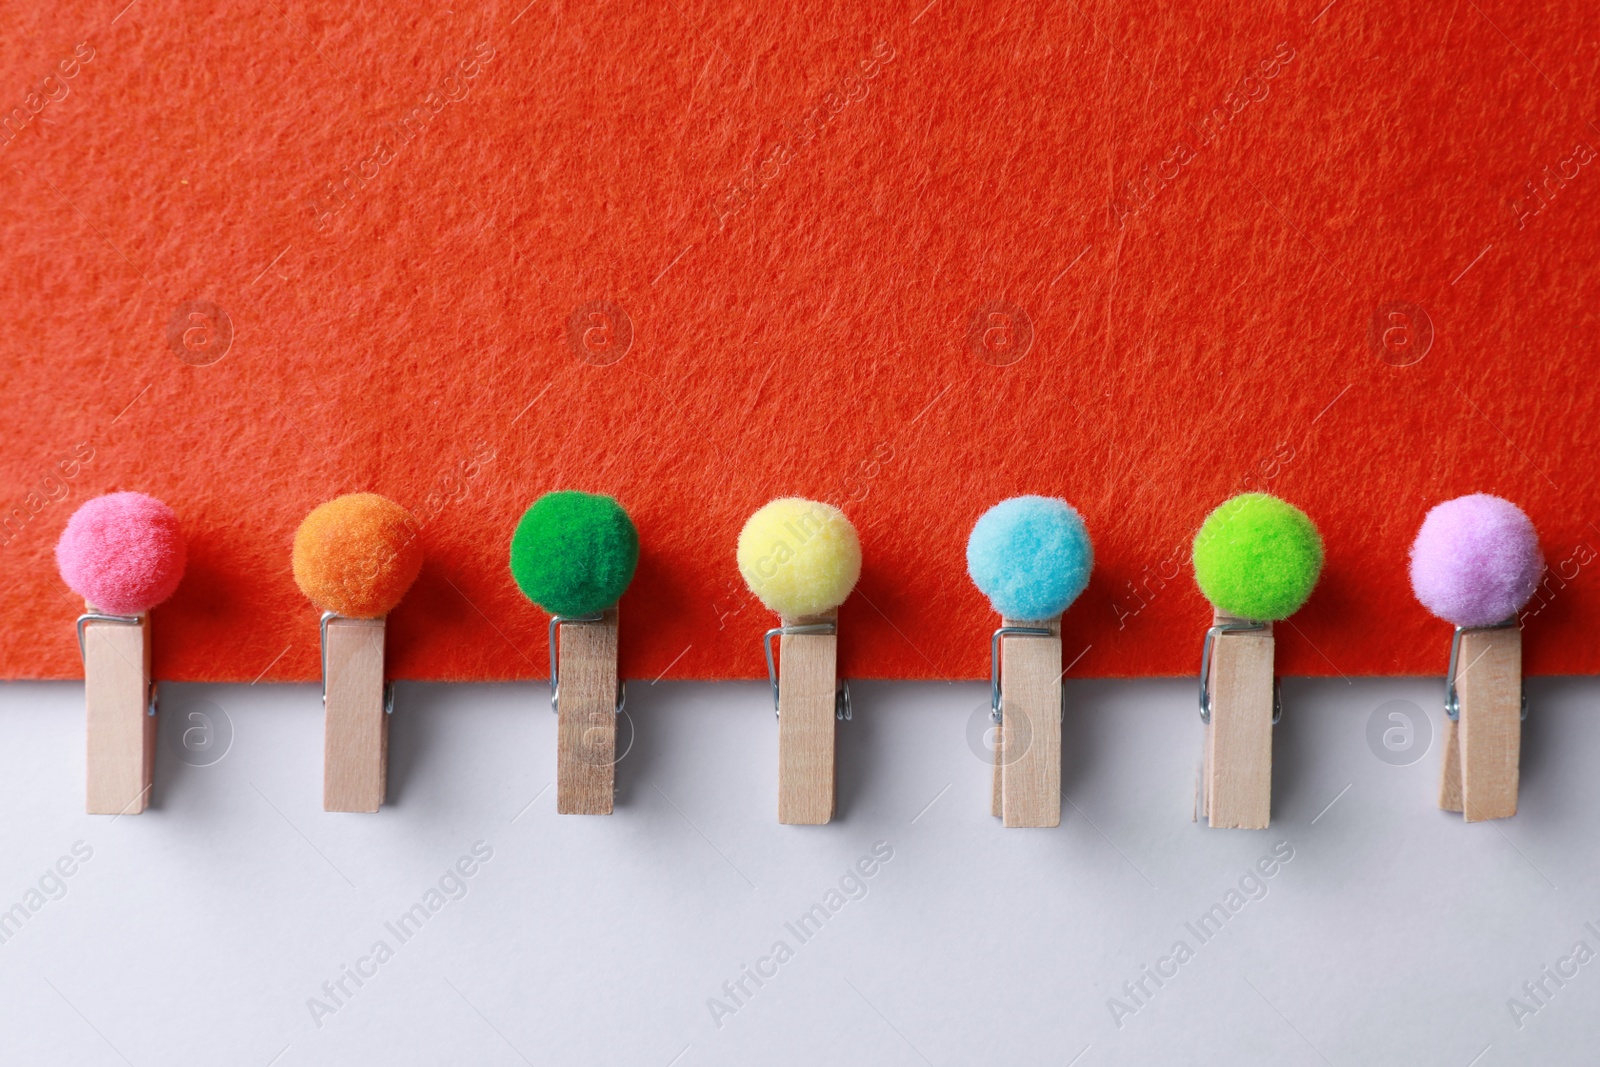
77;612;157;717
549;614;626;714
989;625;1063;725
1199;619;1282;725
1445;618;1527;722
764;622;850;721
322;611;394;715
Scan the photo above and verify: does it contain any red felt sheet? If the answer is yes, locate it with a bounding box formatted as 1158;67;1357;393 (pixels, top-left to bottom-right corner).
1;0;1597;682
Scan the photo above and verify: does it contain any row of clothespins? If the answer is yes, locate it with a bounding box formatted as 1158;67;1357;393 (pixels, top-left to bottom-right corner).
55;489;1542;827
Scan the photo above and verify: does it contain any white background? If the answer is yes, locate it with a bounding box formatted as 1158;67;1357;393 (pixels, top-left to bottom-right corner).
0;676;1595;1066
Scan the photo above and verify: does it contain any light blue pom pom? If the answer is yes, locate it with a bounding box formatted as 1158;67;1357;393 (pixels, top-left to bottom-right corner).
966;496;1093;620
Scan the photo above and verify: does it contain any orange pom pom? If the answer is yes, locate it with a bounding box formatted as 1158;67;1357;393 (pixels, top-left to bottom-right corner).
292;493;422;617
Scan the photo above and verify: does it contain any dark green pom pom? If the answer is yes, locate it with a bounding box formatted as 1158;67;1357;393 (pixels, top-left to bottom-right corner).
509;491;639;615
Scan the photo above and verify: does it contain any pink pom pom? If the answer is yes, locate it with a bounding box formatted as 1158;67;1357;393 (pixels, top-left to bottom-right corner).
1409;493;1543;628
55;493;186;615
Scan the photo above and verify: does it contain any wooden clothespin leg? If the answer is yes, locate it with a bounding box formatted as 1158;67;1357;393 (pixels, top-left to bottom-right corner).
777;611;839;825
323;615;388;813
555;608;619;815
998;617;1061;828
82;611;155;815
1440;624;1521;822
1202;615;1274;830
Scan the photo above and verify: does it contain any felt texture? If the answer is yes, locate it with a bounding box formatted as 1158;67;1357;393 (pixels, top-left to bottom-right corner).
509;491;638;616
3;1;1599;680
966;496;1092;620
738;499;861;619
1410;494;1544;628
1193;494;1322;621
55;492;185;615
292;494;422;618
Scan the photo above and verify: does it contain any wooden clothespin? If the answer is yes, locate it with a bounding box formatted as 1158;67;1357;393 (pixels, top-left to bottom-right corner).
292;493;424;813
1438;622;1522;820
548;609;625;813
991;619;1062;826
78;610;156;814
319;613;391;812
510;492;638;815
1199;615;1276;829
1410;494;1542;822
966;496;1093;828
1192;494;1322;830
737;498;861;825
766;611;848;824
56;492;187;815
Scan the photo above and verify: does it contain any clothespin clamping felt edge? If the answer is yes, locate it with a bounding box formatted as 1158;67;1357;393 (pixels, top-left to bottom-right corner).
293;493;423;814
966;496;1093;827
510;491;638;816
57;492;187;815
1410;493;1543;823
738;498;861;825
1192;493;1323;830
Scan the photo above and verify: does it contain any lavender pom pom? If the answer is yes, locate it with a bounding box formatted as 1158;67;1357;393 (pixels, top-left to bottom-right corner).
1409;494;1543;628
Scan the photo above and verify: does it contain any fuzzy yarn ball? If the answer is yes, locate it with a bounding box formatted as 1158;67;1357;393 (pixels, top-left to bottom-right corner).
1192;493;1323;621
509;491;639;616
737;498;861;619
966;496;1093;620
1410;493;1543;628
56;492;186;615
292;493;423;618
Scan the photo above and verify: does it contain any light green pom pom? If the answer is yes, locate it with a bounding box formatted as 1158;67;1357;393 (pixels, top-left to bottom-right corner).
1192;493;1322;621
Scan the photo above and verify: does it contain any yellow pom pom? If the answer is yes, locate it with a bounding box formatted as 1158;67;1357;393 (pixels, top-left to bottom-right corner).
737;498;861;619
